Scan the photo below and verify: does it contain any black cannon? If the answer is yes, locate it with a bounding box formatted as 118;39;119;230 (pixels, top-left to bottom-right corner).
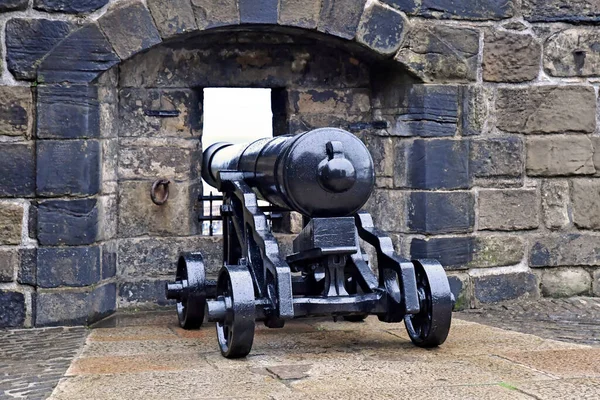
166;127;454;358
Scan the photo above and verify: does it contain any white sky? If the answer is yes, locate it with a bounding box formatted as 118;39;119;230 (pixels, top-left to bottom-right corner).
201;88;273;223
202;88;273;147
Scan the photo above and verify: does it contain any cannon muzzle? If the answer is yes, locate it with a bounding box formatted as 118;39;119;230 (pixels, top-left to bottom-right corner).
201;128;375;217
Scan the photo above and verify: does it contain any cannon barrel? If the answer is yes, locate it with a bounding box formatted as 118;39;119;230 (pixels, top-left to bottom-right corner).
201;127;375;217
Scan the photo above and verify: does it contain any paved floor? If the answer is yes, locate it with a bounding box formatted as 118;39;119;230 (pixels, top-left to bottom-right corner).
0;327;87;400
2;298;600;399
460;297;600;346
49;310;600;400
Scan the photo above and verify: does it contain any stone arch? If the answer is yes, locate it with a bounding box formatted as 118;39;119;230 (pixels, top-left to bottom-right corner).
36;0;411;84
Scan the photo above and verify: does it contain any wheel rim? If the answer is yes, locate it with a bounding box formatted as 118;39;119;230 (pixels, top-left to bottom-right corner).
404;260;452;347
215;264;256;358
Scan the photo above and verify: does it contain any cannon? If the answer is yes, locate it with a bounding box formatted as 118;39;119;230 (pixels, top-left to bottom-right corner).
166;127;454;358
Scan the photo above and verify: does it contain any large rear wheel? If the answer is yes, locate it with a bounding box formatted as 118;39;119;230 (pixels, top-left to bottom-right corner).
404;260;453;347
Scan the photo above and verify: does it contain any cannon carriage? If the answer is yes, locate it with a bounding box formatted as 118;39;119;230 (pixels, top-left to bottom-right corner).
166;127;454;358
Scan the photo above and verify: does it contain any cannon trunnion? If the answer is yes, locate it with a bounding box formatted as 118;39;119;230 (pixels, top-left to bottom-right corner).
166;127;454;358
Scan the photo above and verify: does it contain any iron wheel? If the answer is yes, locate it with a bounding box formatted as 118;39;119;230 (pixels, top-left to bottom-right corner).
174;253;206;329
404;259;453;347
215;263;256;358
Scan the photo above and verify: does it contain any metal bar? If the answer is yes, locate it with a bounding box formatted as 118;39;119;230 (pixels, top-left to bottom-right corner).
209;191;213;236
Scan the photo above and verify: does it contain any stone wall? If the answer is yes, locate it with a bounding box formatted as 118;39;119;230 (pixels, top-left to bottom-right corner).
0;0;599;327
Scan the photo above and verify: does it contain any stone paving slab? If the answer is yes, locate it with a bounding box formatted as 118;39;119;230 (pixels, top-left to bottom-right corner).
48;311;599;400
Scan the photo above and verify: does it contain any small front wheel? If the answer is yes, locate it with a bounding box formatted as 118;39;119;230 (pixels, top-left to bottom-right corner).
404;260;453;347
167;253;207;330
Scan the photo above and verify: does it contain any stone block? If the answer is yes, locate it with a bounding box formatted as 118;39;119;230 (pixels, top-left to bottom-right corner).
483;31;540;82
356;1;408;56
37;85;100;139
38;23;120;84
594;137;600;173
447;274;470;310
0;143;35;198
408;191;474;234
289;89;371;115
99;2;162;60
594;269;600;296
239;0;278;23
523;0;600;22
541;180;570;230
36;140;100;196
37;246;100;288
99;87;118;139
405;139;470;190
118;181;200;238
118;141;200;181
386;85;459;137
526;136;595;176
363;189;407;233
119;280;173;306
365;135;394;177
473;272;538;304
118;37;370;88
35;290;89;326
279;0;321;29
97;195;117;241
288;114;369;135
191;0;240;29
411;236;474;270
34;0;108;13
395;23;479;82
544;28;600;77
393;141;408;187
0;86;33;137
471;235;526;268
540;268;591;297
0;249;18;282
102;242;117;279
90;283;116;323
18;248;36;286
318;0;367;40
101;140;118;194
496;86;596;134
470;137;523;179
411;235;524;270
118;88;202;138
530;234;600;267
478;189;539;231
5;19;74;81
37;199;98;246
461;86;490;136
147;0;197;39
386;119;456;138
0;291;25;328
0;202;23;245
572;179;600;230
0;0;27;11
118;236;223;278
384;0;514;20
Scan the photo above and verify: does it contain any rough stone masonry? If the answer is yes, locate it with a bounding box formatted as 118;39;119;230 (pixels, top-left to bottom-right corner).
0;0;599;327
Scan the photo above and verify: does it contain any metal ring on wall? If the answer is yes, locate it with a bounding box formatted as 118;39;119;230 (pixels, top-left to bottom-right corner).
151;179;170;205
